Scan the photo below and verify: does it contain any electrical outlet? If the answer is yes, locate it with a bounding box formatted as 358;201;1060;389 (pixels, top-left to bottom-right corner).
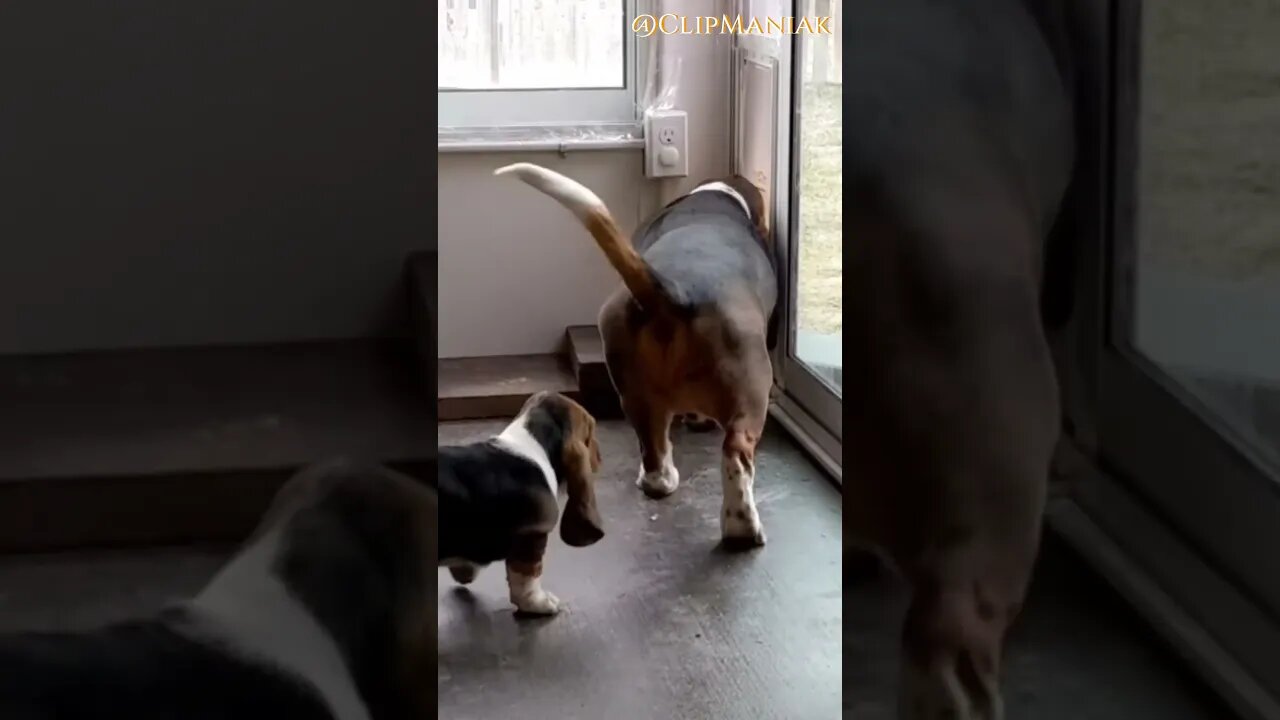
645;109;689;178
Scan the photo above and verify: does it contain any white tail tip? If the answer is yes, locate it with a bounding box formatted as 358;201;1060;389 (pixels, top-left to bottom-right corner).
493;163;533;178
491;162;606;222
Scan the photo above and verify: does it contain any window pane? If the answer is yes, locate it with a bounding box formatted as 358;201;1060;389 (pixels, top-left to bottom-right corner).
438;0;624;91
793;1;842;395
1132;0;1280;475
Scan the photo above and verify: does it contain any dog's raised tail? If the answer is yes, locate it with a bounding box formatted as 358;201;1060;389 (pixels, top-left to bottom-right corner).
494;162;664;311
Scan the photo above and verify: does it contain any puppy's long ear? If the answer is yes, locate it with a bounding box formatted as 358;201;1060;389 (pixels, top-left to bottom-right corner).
560;408;604;548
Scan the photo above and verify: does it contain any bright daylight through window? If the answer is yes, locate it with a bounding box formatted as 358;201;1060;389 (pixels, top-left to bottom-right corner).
439;0;625;91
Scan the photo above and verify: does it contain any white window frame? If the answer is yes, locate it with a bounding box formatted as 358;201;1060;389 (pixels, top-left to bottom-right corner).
438;0;645;132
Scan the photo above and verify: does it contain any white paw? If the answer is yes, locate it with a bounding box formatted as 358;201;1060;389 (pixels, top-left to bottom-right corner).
637;462;680;498
513;589;562;616
721;500;766;547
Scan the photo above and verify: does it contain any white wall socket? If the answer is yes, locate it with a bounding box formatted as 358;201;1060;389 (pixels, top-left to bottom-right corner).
644;109;689;179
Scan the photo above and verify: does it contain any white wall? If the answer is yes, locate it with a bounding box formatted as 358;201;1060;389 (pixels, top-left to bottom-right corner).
437;0;734;358
437;150;656;358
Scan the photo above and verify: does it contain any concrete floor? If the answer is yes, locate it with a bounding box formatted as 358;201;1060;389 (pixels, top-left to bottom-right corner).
438;418;844;719
0;420;1236;719
436;419;1232;720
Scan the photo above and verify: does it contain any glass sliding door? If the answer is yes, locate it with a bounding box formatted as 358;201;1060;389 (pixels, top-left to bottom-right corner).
731;0;841;477
790;0;842;401
1060;0;1280;715
1123;0;1280;477
771;0;843;476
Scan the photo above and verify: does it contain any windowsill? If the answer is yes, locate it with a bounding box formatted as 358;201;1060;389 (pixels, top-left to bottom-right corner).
437;123;644;154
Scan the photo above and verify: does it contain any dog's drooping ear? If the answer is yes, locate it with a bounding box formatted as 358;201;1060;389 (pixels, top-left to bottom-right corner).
560;407;605;548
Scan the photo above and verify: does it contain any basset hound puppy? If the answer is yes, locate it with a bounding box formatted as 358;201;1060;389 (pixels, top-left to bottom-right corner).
0;459;438;720
436;391;604;616
495;163;775;549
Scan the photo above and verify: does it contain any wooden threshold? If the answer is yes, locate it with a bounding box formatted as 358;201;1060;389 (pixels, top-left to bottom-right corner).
438;354;579;421
435;326;623;422
566;325;621;419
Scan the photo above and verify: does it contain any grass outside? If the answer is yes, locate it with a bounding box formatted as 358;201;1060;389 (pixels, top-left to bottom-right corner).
786;5;1278;463
1139;2;1280;464
792;0;1280;337
795;83;844;337
1141;1;1280;283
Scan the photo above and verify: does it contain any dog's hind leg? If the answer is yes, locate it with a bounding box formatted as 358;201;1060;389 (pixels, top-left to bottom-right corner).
889;378;1052;720
715;336;772;549
719;412;767;549
897;537;1039;720
624;395;679;499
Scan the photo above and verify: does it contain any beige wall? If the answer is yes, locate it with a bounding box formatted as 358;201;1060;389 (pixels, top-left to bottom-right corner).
437;0;734;358
437;150;656;358
652;0;736;204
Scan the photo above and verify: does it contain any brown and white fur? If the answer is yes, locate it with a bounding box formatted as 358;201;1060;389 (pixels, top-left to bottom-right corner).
844;0;1079;717
0;459;438;720
496;163;776;550
436;392;604;615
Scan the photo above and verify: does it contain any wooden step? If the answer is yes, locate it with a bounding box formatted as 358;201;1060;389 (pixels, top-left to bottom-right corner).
410;252;616;421
413;251;560;421
565;325;621;419
438;354;580;421
412;251;576;421
566;325;604;374
413;253;608;420
0;340;436;553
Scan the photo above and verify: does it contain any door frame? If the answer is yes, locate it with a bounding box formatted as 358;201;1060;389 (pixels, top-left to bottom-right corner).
769;0;842;480
728;0;842;482
1048;1;1280;717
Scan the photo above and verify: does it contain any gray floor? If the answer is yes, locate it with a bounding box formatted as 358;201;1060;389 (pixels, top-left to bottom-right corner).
0;420;1235;719
438;418;844;719
437;419;1230;720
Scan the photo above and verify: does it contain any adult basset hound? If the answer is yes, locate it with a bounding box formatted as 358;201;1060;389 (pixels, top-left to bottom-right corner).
0;459;438;720
495;163;775;551
436;391;604;616
842;0;1079;717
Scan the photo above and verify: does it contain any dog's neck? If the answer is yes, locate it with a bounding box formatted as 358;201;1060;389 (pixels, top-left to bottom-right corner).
690;181;752;219
180;530;372;720
493;410;562;500
177;468;432;720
